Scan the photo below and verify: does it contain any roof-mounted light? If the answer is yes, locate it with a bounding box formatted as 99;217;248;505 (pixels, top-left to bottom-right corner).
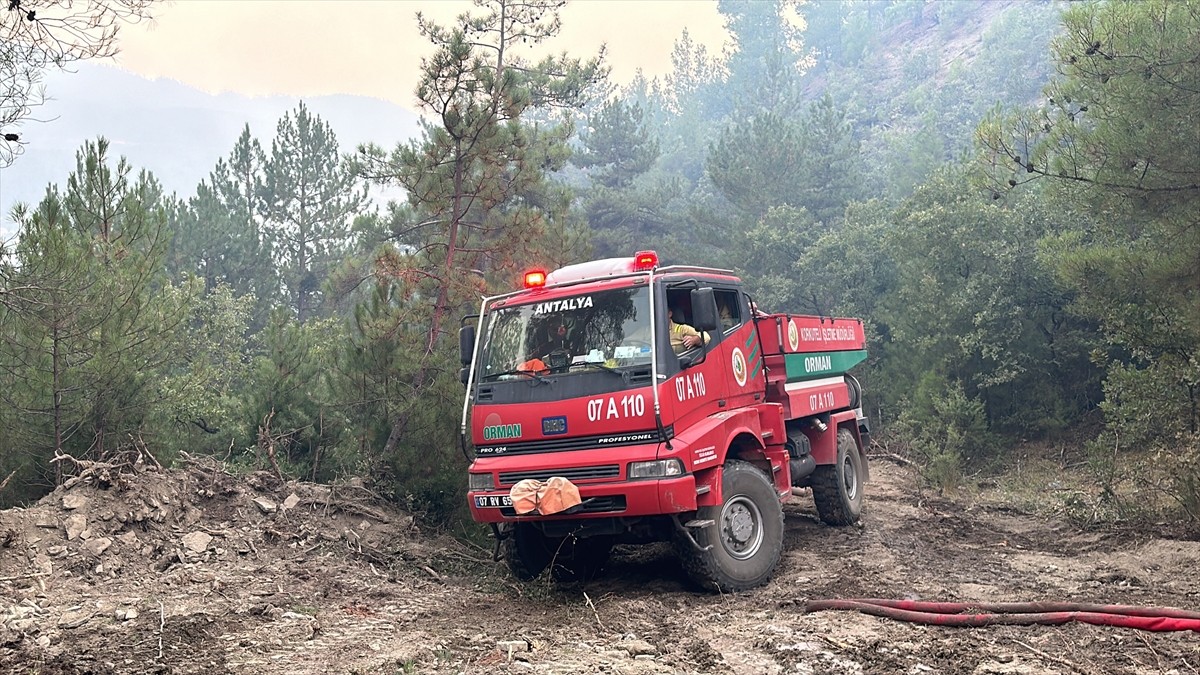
633;250;659;271
523;269;547;289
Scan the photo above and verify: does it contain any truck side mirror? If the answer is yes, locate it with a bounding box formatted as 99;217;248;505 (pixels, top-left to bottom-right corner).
459;325;476;366
690;287;719;332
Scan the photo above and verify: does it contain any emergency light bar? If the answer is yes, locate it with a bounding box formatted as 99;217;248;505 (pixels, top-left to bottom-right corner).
633;250;659;271
523;270;547;288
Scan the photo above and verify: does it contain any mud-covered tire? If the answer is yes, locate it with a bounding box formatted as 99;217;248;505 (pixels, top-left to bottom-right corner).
812;428;864;526
676;460;784;592
549;536;614;583
504;523;558;581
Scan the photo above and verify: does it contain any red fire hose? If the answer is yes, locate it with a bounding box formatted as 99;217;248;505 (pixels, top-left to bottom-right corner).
805;598;1200;632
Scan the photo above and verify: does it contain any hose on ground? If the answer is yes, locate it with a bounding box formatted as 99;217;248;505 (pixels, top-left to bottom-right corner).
804;598;1200;632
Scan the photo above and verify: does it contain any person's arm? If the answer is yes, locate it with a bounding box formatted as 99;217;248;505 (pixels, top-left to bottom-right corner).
677;324;707;350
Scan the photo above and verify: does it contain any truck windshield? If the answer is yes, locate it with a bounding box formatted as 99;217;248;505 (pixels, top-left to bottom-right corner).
479;286;653;381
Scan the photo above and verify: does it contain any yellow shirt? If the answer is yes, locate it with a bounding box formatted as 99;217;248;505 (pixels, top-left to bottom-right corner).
669;321;708;354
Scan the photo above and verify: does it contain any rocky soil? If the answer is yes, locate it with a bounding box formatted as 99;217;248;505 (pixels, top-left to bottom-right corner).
1;455;1198;674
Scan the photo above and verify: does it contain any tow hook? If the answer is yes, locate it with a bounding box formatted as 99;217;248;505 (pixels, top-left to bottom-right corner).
671;514;714;553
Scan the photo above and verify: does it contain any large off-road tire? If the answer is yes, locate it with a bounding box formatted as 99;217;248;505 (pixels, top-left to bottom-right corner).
504;523;558;581
811;428;864;526
549;535;614;583
676;460;784;592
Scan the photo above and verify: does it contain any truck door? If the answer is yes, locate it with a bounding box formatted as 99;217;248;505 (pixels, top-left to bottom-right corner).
710;288;765;411
661;286;764;425
662;287;729;434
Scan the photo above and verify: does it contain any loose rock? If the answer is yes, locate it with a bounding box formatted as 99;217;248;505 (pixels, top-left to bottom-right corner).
282;493;301;512
181;531;212;553
62;494;89;511
64;513;87;541
620;639;657;657
57;608;93;629
82;537;112;557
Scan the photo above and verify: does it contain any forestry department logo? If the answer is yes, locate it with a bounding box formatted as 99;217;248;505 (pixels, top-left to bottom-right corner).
788;319;799;351
731;347;748;387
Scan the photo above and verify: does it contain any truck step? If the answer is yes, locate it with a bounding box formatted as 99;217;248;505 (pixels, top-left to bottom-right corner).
684;519;715;529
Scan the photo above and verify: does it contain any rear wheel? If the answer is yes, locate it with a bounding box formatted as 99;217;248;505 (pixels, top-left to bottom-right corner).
676;460;784;592
811;428;864;526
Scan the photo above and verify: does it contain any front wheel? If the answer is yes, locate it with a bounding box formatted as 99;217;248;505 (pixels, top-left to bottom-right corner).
811;428;865;526
550;535;614;582
504;523;557;581
676;460;784;592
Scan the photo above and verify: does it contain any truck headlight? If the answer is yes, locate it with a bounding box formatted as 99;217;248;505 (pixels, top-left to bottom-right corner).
628;459;685;479
468;472;494;491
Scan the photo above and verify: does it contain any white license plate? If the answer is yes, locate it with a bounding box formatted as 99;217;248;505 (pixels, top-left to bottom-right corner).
474;495;512;508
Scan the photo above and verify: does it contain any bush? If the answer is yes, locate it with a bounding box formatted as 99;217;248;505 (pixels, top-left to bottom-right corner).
1084;360;1200;522
893;373;997;492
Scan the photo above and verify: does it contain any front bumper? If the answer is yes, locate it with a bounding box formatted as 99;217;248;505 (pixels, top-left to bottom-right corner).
468;474;697;523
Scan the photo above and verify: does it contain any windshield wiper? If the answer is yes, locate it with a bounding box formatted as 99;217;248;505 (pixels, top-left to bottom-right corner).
482;368;552;384
574;361;635;384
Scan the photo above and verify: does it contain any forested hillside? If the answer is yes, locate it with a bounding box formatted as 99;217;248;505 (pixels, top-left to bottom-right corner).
1;0;1197;531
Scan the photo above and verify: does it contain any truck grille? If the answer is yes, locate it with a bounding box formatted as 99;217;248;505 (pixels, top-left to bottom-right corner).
500;495;627;517
499;465;620;486
475;426;671;457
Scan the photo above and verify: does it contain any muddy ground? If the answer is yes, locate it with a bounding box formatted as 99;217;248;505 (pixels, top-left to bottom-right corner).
1;455;1198;675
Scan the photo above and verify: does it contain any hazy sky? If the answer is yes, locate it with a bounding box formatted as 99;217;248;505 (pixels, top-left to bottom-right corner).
115;1;731;107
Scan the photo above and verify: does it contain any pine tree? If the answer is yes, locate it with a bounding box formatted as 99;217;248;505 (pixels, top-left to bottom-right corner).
167;126;277;327
719;0;810;118
0;138;195;491
355;0;604;461
572;97;679;258
263;103;366;323
215;126;277;325
977;0;1200;444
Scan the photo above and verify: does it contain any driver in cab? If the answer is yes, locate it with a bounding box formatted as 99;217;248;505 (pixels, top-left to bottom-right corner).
515;319;571;376
668;305;709;354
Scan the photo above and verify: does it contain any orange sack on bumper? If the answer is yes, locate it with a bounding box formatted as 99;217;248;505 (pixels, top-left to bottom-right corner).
509;477;582;515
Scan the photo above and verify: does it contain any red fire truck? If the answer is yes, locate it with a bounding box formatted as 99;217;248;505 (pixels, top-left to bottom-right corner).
459;252;870;591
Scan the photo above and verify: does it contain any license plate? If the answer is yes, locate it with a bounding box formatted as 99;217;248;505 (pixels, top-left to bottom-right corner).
474;495;512;508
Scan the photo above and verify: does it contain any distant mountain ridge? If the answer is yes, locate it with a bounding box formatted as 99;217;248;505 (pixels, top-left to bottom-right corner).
1;64;422;237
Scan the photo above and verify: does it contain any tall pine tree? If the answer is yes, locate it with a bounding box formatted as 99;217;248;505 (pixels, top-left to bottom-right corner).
356;0;604;463
263;104;365;323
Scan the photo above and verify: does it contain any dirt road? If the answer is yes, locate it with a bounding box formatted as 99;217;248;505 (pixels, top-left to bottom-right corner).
1;458;1197;674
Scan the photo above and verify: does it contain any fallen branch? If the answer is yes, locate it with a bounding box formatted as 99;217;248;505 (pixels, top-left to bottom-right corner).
818;634;853;651
255;410;286;483
158;600;165;660
583;592;605;631
0;571;51;583
1134;631;1163;672
0;469;16;493
299;497;391;523
1013;638;1090;675
867;451;916;468
131;433;163;470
